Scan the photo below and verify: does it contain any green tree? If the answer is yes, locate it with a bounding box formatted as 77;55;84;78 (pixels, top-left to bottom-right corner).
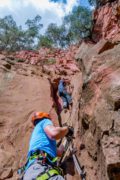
43;6;92;48
37;35;53;48
45;23;67;48
0;7;92;51
88;0;97;6
25;15;43;49
88;0;104;7
64;6;92;43
0;15;20;51
0;15;43;51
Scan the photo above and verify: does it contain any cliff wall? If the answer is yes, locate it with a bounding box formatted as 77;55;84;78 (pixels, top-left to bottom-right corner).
92;0;120;42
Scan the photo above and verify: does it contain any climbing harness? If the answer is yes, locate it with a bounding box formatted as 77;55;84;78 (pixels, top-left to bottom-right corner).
36;166;63;180
28;150;58;165
18;150;62;179
18;131;85;180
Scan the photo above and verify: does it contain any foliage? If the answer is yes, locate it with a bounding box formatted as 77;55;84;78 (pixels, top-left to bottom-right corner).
42;6;92;47
16;58;25;62
0;5;93;51
45;58;56;65
0;15;21;51
88;0;101;7
0;15;43;51
45;23;67;48
38;35;53;48
25;15;43;49
64;6;92;43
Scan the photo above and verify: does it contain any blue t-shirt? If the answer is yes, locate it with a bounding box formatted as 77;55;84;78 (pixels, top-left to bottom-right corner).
28;118;57;158
58;80;65;93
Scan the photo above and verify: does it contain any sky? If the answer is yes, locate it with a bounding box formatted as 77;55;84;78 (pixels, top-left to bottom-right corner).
0;0;90;33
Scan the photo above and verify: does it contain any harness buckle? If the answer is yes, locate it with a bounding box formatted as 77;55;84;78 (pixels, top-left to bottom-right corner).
41;151;47;165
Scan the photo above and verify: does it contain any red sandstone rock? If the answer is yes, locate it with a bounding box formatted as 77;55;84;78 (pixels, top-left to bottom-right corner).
76;39;120;180
0;38;120;180
92;1;120;42
15;45;79;77
0;54;6;60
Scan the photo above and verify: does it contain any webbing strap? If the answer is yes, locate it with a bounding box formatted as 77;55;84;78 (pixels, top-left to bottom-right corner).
36;169;60;180
29;153;58;164
53;157;58;162
29;154;43;160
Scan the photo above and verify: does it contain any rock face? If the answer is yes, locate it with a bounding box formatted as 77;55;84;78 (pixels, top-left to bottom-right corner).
0;35;120;180
0;48;82;179
76;39;120;180
0;57;58;179
1;38;119;180
92;0;120;42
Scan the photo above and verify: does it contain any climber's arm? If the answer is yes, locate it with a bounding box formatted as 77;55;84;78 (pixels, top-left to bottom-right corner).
44;125;68;140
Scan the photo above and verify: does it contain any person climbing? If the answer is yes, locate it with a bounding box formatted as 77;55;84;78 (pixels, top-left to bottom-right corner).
20;111;74;180
58;79;72;109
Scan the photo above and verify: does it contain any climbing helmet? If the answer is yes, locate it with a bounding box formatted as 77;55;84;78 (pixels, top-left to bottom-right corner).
32;111;50;125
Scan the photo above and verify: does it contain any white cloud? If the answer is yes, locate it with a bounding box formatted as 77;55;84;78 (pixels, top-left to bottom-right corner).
0;0;78;32
25;0;65;18
0;0;78;17
65;0;78;13
90;5;95;10
27;0;79;16
0;0;12;8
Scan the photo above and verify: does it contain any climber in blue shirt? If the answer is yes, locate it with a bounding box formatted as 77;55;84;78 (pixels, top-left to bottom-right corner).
21;111;74;180
58;79;72;109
